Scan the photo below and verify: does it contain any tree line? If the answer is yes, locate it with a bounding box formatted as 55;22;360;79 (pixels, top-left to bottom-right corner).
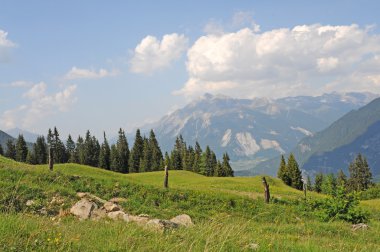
278;153;374;193
1;127;233;177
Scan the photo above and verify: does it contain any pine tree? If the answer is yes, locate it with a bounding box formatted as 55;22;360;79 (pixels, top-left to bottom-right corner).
66;135;76;163
148;130;163;171
141;138;152;172
171;135;185;170
186;146;195;171
34;136;47;164
277;155;290;185
164;152;171;170
110;144;119;171
348;153;373;191
215;160;224;177
26;149;36;164
99;132;111;170
192;141;202;173
129;129;144;173
314;173;324;193
76;136;85;164
287;153;302;190
15;134;28;162
337;169;347;188
321;173;337;195
0;144;3;156
116;129;129;173
5;139;16;160
222;153;234;177
209;151;217;176
53;127;67;163
200;146;214;176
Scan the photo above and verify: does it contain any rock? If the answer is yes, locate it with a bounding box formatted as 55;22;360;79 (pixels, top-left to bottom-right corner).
70;199;98;220
247;243;260;250
103;202;120;212
170;214;194;227
39;207;48;215
107;210;126;220
76;192;87;198
146;219;179;231
109;197;127;203
50;196;64;205
26;200;35;206
352;223;369;231
138;214;150;218
91;208;107;221
128;215;150;226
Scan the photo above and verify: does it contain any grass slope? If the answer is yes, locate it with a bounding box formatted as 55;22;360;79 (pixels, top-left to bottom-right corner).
1;156;379;251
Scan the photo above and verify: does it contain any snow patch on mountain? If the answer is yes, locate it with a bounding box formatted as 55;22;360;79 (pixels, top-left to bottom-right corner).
202;113;212;128
291;126;313;137
221;129;232;147
235;132;260;156
299;143;311;153
260;139;285;154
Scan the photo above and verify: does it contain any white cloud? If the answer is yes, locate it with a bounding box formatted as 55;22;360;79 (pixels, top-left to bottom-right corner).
0;83;77;129
65;67;118;80
130;33;188;74
0;29;16;62
0;81;32;88
176;24;380;98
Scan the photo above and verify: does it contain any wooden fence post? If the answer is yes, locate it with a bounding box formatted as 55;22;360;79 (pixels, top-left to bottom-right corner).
262;176;270;203
49;147;54;171
164;165;169;188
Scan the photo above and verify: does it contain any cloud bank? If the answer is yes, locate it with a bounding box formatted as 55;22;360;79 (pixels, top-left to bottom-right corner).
65;67;118;80
0;29;16;62
130;33;188;74
175;24;380;98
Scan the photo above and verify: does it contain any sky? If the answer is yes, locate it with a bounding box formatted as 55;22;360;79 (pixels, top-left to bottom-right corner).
1;0;380;139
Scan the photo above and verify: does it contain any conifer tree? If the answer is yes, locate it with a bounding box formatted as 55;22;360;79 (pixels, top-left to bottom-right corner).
306;175;313;191
5;139;16;160
83;130;99;166
99;132;111;170
171;136;184;170
110;144;119;171
34;136;47;164
76;136;85;164
52;127;67;163
129;129;144;172
186;146;195;171
337;169;347;188
287;153;302;190
314;173;324;193
215;160;224;177
348;153;373;191
66;135;76;163
15;134;28;162
277;155;290;185
148;130;163;171
164;151;171;170
0;144;3;156
200;146;213;176
222;153;234;177
116;129;129;173
192;141;202;173
141;138;152;172
210;151;217;176
26;149;36;164
321;173;337;195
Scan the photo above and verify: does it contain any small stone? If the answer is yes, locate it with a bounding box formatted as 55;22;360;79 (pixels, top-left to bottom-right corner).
103;202;120;212
76;192;87;198
70;199;98;220
170;214;194;227
146;219;179;231
109;197;128;203
26;200;35;206
352;223;369;231
128;215;150;226
107;211;126;220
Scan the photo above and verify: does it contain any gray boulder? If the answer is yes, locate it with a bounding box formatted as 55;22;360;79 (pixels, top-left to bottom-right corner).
70;199;98;220
146;219;179;231
170;214;194;227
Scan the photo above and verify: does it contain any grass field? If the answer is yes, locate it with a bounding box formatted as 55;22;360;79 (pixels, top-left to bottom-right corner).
1;155;379;251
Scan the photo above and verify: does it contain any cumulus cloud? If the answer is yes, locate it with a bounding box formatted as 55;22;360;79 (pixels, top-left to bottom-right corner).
175;24;380;98
0;29;16;62
0;83;77;129
0;80;33;88
130;33;188;74
65;66;118;80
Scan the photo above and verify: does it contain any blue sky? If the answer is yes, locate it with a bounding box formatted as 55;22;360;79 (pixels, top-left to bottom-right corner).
1;0;380;138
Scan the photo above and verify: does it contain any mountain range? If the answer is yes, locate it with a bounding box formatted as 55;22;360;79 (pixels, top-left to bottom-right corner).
133;92;377;172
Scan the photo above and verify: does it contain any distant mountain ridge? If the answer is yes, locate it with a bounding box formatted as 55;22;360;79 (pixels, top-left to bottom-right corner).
131;92;377;172
0;130;15;149
5;128;40;143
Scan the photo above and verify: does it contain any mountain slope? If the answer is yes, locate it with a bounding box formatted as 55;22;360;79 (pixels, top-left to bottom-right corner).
5;128;40;143
0;130;15;149
133;92;376;172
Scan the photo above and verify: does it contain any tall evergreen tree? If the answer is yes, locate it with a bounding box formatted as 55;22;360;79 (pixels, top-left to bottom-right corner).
5;139;16;160
200;146;213;176
116;129;129;173
76;136;85;164
287;153;302;190
66;135;76;163
148;130;163;171
141;138;152;172
314;173;324;193
337;169;347;188
210;151;217;176
321;173;337;195
15;134;28;162
26;149;36;164
164;151;171;170
34;136;47;164
171;136;184;170
52;127;67;163
348;153;373;191
222;153;234;177
110;144;119;171
0;144;3;156
192;141;202;173
277;155;290;185
129;129;144;173
99;132;111;170
214;160;224;177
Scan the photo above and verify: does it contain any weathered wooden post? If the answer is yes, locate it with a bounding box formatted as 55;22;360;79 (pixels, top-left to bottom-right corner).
262;176;270;203
302;178;307;200
164;165;169;188
49;147;54;171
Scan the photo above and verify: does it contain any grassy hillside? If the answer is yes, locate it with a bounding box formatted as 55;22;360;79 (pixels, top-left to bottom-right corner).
1;155;379;251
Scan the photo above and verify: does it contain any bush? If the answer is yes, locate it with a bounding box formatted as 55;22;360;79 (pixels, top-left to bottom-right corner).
308;186;368;224
359;184;380;200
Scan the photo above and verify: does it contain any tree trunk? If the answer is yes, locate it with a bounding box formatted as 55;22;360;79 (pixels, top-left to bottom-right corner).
164;165;169;188
49;147;54;171
262;176;270;203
